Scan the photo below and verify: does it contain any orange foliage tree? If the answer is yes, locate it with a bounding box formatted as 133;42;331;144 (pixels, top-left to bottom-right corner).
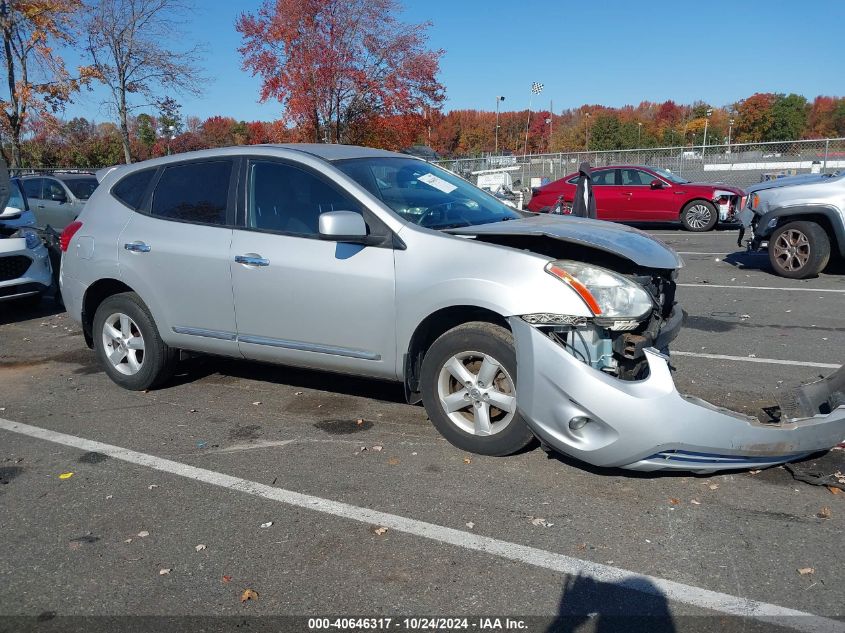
1;0;96;165
236;0;444;148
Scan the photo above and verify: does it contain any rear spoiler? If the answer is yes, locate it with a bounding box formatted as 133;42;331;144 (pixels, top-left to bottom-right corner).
95;165;123;183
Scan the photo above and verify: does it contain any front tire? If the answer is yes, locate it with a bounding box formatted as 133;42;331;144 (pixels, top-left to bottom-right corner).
420;322;534;456
680;200;718;232
93;292;176;390
768;221;831;279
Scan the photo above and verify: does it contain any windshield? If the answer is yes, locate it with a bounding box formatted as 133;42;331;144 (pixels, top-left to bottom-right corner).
334;157;521;229
651;167;689;184
60;177;98;200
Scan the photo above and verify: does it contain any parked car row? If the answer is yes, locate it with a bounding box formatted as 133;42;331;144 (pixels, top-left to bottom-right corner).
57;144;845;473
527;165;744;232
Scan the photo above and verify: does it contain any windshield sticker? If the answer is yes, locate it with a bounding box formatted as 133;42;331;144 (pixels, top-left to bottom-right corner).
418;173;458;194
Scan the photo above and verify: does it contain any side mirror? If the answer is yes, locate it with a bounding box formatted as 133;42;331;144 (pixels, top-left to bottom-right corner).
650;179;664;190
3;206;23;218
50;191;67;202
318;210;368;242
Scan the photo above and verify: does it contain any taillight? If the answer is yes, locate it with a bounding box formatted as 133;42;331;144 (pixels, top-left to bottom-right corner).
60;220;83;252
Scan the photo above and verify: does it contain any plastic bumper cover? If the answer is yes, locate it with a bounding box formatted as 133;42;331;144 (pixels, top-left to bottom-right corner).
510;317;845;473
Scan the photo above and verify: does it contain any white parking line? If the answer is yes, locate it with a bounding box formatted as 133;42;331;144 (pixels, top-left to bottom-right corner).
676;252;732;256
0;417;841;633
673;351;841;370
679;283;845;293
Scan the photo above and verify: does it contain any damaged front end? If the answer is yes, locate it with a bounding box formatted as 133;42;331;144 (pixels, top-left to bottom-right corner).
510;314;845;473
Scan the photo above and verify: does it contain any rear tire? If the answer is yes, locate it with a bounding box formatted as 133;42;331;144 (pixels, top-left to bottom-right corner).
92;292;176;390
680;200;718;232
420;322;534;456
768;221;830;279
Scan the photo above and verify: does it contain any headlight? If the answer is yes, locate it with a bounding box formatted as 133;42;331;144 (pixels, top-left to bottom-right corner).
545;260;653;319
11;228;42;250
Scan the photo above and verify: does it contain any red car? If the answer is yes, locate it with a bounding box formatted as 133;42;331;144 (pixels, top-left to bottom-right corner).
527;165;745;232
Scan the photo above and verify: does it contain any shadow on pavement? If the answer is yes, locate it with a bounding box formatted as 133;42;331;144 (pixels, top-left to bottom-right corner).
547;573;675;632
171;355;407;405
0;296;64;326
621;221;739;233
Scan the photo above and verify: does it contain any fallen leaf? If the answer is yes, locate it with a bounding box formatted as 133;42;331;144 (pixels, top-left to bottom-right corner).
356;418;364;426
195;544;207;551
748;470;762;475
240;588;259;603
387;457;400;465
105;495;113;500
159;568;172;576
463;456;472;464
124;538;132;543
668;498;680;505
817;507;832;519
260;521;273;529
690;499;701;505
465;522;475;529
137;530;150;538
530;517;553;527
252;401;262;405
294;391;303;396
189;409;197;413
148;484;158;490
58;472;74;480
372;526;388;536
222;575;232;583
708;484;719;490
797;567;815;576
371;445;383;452
828;486;842;495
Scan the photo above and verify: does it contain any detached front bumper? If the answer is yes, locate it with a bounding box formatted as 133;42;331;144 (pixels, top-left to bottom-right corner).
510;318;845;473
0;237;52;301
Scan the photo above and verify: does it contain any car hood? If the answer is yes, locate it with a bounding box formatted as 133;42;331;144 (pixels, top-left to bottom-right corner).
681;182;744;195
746;173;838;195
445;215;683;270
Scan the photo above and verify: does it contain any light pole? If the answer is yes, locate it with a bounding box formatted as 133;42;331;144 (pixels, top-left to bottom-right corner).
702;108;713;158
727;118;734;154
494;96;505;155
584;111;591;152
159;125;175;155
637;121;642;163
545;117;552;152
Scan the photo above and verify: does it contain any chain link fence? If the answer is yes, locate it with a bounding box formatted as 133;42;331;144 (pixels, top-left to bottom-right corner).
435;138;845;191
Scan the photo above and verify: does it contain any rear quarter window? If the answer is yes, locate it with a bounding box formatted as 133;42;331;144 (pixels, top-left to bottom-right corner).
112;169;157;210
150;161;232;225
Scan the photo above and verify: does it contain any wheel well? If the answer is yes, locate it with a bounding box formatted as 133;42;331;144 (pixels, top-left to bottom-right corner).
771;215;840;254
81;278;134;348
403;306;510;404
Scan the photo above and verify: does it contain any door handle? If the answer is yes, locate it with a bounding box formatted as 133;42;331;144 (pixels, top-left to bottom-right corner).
235;254;270;267
124;241;151;253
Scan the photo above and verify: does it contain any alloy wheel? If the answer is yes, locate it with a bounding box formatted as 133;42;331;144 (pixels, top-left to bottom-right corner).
773;229;811;272
101;312;145;376
436;351;516;436
685;204;712;230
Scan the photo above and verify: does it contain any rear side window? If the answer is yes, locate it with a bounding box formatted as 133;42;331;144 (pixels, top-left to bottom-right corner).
112;169;156;210
591;169;617;186
22;178;42;200
151;161;232;225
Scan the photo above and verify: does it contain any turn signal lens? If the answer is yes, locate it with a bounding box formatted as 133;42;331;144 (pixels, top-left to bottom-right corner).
546;264;603;315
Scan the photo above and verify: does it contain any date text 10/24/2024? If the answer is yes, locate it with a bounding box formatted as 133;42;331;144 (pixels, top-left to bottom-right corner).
308;618;528;630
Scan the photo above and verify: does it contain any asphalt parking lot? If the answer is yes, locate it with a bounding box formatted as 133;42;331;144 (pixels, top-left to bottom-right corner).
1;226;843;633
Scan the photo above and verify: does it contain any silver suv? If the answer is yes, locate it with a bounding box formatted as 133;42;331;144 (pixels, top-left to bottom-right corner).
60;145;845;472
20;173;98;230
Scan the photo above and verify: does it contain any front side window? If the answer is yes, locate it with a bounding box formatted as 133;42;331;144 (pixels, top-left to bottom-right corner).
22;178;42;200
8;181;26;210
335;157;520;229
151;161;232;225
61;177;98;200
620;169;653;186
44;179;67;200
247;161;363;236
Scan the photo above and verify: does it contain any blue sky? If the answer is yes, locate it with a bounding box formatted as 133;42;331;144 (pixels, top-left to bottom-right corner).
60;0;845;123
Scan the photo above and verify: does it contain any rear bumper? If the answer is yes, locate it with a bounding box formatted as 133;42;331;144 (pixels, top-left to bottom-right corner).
510;318;845;473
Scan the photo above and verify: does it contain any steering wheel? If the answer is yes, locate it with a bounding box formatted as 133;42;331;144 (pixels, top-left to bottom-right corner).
418;202;473;228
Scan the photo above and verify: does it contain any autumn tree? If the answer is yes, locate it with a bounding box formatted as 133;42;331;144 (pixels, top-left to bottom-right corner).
734;93;776;143
0;0;96;165
768;93;808;142
84;0;203;163
237;0;444;147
